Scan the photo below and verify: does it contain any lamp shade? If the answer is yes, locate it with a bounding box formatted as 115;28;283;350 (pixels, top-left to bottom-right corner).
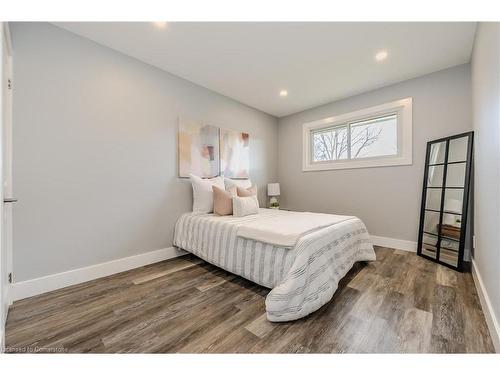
267;183;280;196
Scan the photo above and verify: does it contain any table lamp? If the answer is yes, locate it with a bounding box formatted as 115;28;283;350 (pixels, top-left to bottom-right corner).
267;183;280;209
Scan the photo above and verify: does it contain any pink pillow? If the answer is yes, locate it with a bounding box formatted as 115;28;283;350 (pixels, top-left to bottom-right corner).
213;185;236;216
237;185;257;197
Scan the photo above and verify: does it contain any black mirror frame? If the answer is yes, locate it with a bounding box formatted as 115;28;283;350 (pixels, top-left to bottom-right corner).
417;131;474;272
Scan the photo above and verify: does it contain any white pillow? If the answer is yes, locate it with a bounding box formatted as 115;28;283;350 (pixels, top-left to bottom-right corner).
189;174;225;214
224;177;252;190
232;195;259;217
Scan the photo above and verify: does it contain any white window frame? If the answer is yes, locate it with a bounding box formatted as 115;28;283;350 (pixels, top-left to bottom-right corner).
302;97;412;171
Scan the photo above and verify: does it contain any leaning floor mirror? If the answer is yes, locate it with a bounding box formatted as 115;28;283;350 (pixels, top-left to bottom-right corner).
417;131;474;271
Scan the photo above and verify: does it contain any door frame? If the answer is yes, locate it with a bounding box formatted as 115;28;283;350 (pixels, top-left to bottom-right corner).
0;21;13;353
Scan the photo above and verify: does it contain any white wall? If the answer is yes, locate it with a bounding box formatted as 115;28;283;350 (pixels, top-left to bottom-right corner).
11;23;278;282
277;64;472;243
471;22;500;351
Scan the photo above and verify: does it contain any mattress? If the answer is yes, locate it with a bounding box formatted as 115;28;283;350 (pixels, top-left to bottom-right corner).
173;208;375;322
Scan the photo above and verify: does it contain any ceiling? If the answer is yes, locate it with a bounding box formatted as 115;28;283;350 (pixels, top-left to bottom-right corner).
54;22;476;117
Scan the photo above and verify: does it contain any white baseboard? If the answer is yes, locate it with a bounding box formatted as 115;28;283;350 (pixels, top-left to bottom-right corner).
371;235;417;252
471;259;500;353
11;247;187;302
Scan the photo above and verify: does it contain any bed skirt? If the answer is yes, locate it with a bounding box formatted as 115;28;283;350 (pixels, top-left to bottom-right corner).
173;209;376;322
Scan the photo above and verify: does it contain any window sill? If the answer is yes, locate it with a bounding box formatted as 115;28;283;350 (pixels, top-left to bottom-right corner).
302;155;412;171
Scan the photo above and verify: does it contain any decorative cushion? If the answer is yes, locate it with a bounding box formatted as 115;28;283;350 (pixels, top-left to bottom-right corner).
237;185;257;197
224;178;252;190
189;174;225;213
213;185;237;216
232;195;259;217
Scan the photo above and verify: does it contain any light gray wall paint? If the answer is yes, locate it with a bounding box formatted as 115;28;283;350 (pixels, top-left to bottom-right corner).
471;22;500;348
11;23;278;281
277;64;472;242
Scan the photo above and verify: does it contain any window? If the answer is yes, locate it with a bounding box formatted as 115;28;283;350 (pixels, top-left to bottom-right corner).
303;98;412;171
312;125;348;161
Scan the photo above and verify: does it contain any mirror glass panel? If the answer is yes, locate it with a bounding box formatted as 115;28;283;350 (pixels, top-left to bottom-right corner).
441;213;462;240
444;189;464;214
421;233;438;259
448;137;468;163
440;239;459;267
423;211;440;235
425;189;442;211
429;141;446;164
427;165;444;187
446;163;466;188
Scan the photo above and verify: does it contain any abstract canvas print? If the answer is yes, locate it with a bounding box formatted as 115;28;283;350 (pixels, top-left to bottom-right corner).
220;129;250;178
178;119;220;178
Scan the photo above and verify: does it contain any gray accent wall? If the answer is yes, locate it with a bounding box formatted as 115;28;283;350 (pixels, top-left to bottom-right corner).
11;23;278;282
471;22;500;350
277;64;472;242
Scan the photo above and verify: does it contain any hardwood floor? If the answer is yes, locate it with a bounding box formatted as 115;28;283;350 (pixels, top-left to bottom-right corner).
5;246;494;353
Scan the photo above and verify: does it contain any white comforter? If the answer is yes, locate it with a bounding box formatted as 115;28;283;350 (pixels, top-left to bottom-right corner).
173;209;375;322
237;211;355;247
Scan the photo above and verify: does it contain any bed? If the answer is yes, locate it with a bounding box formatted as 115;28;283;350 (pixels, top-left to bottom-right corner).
173;208;375;322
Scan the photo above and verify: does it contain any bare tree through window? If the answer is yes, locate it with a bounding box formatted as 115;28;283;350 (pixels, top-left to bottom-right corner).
350;124;384;158
313;127;348;161
312;114;397;162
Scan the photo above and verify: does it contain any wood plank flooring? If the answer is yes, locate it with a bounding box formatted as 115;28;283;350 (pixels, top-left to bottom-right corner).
5;246;495;353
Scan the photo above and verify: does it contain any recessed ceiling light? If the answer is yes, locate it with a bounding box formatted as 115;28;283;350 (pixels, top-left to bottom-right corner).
375;50;388;62
279;90;288;97
153;22;168;29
